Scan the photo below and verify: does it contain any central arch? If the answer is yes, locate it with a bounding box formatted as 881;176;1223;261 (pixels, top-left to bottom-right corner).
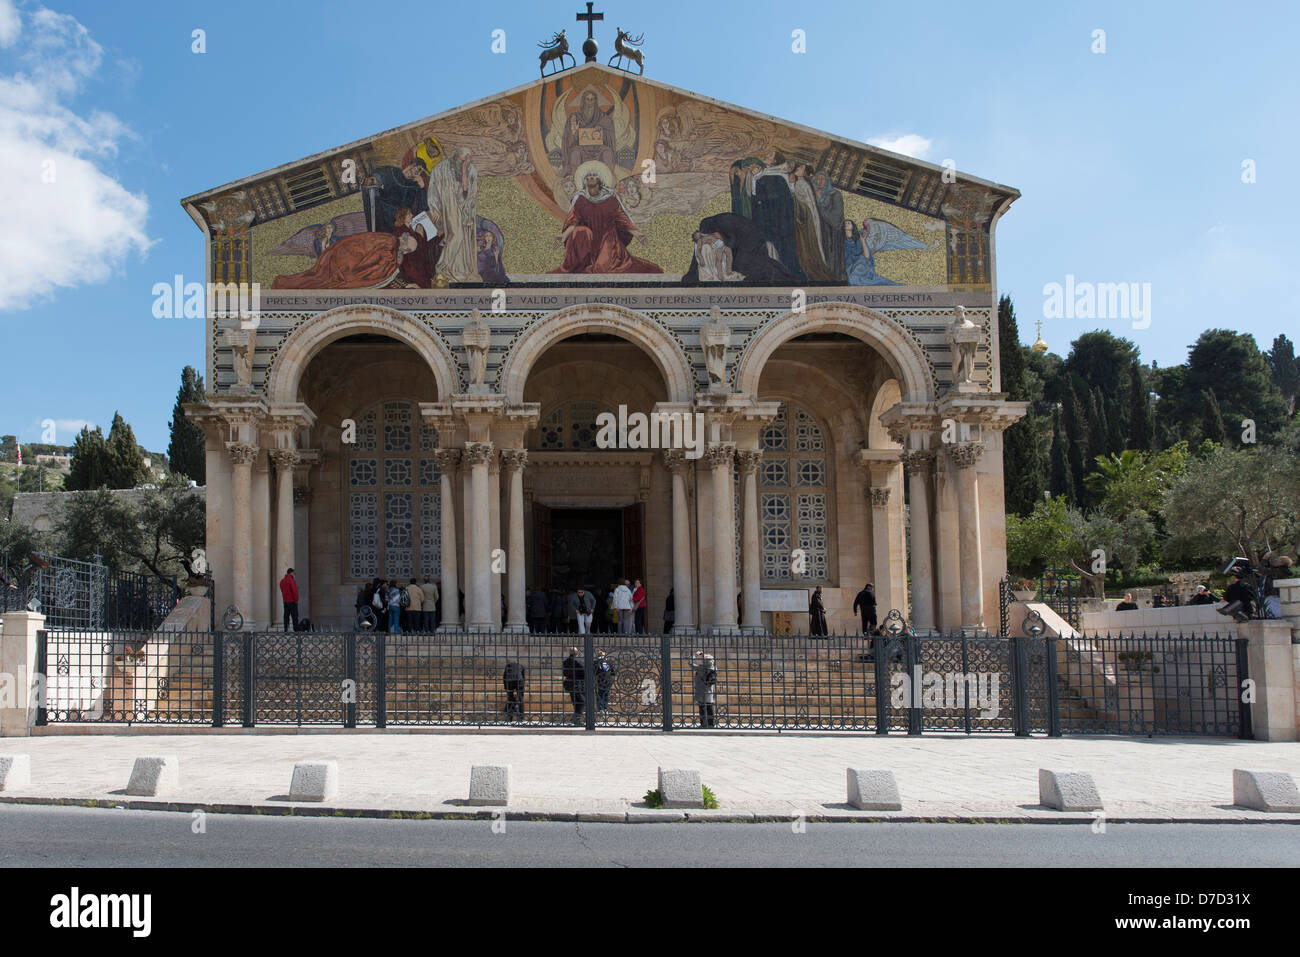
734;301;936;403
500;303;696;405
265;303;460;405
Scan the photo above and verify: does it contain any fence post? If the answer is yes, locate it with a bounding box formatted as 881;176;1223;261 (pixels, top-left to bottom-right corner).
960;632;972;734
212;631;224;728
344;632;357;729
1235;637;1252;740
35;628;48;727
376;634;387;730
873;635;888;735
242;631;255;728
1045;635;1062;737
583;632;596;731
905;633;921;736
1011;635;1030;736
660;633;673;732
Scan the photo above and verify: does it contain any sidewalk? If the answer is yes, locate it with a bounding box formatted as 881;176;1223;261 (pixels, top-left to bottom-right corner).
3;731;1298;823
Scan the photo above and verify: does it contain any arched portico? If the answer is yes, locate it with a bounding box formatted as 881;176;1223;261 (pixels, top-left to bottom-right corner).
734;301;935;403
500;303;696;405
265;303;460;406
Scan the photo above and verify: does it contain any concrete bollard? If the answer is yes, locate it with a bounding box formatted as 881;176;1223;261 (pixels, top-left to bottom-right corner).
846;768;902;810
1038;769;1102;811
0;754;31;791
1232;770;1300;812
468;765;511;806
289;761;339;802
657;767;703;808
126;756;180;797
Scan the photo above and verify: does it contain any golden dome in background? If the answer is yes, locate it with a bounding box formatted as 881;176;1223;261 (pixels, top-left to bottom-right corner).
1031;319;1049;354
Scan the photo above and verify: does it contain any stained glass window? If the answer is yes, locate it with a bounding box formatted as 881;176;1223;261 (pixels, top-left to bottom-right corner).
347;401;440;581
758;402;830;584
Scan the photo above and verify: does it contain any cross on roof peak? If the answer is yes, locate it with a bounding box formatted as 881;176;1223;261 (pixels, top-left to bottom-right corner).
576;2;603;41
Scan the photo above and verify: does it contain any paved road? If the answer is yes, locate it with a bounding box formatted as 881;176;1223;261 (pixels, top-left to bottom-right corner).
1;805;1297;867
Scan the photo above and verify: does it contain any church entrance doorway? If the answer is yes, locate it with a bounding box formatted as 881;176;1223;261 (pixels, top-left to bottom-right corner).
532;503;644;592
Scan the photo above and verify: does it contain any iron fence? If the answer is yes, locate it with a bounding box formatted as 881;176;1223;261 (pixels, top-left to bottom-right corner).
32;628;1249;737
1038;567;1081;630
1;551;179;631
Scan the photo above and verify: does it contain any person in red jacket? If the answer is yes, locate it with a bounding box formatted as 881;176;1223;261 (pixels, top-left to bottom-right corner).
279;568;299;631
632;579;647;634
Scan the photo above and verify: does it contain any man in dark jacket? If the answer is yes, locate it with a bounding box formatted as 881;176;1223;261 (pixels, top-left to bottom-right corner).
561;647;585;725
1220;574;1255;621
503;660;526;721
852;583;877;634
1189;585;1216;605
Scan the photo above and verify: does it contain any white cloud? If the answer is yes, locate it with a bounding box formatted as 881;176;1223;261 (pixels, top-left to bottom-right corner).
866;133;934;160
0;3;151;312
0;0;19;47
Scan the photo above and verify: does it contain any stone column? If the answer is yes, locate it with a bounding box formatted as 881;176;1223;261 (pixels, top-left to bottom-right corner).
269;449;298;626
868;483;894;618
228;443;258;626
903;451;936;632
0;611;44;736
736;449;764;633
663;450;696;634
434;449;461;631
464;442;495;631
501;449;528;633
951;441;985;632
1238;619;1297;742
488;451;502;630
705;444;737;634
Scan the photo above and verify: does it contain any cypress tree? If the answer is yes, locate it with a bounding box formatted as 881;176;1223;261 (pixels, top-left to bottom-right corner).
1049;408;1073;505
1200;388;1227;445
1060;377;1090;505
167;365;207;483
997;296;1046;514
66;426;111;491
1127;360;1153;451
106;413;147;489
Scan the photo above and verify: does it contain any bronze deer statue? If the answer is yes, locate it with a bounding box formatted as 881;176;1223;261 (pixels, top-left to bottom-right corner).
609;28;645;75
538;30;574;76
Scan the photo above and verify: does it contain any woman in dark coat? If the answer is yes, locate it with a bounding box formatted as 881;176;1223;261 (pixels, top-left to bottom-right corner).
809;586;828;636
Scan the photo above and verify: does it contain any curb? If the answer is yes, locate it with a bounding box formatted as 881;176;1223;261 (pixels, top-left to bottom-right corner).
1;795;1297;825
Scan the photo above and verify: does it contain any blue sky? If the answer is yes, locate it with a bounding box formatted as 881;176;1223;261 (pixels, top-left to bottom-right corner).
1;0;1296;451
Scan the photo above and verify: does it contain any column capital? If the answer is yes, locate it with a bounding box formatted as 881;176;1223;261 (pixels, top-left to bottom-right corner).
902;449;937;471
662;449;692;474
433;448;462;472
463;441;495;467
292;485;313;506
268;448;299;471
949;441;985;469
735;449;763;475
869;486;891;508
227;442;259;466
703;444;735;470
500;448;528;473
488;448;502;475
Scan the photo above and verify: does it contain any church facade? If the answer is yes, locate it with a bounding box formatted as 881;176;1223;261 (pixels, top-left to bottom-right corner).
183;63;1025;634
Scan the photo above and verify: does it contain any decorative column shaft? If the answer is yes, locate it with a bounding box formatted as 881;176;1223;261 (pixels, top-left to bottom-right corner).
434;449;461;631
269;449;299;621
705;444;737;633
736;449;763;632
903;451;936;632
951;441;985;631
663;450;696;634
868;483;894;619
228;443;258;626
501;449;528;633
292;484;312;617
464;442;495;631
488;452;502;630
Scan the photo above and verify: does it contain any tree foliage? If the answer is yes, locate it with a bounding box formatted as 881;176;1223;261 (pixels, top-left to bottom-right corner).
106;412;148;489
56;482;206;582
65;426;111;491
167;365;207;484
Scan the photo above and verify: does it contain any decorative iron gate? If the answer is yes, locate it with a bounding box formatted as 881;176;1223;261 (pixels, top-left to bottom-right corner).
33;629;1250;737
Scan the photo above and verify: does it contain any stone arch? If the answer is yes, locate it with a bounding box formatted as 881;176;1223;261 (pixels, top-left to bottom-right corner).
734;301;935;403
868;379;903;448
265;304;460;406
500;303;695;404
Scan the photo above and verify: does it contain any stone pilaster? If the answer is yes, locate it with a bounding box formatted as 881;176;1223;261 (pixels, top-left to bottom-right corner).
902;449;936;632
663;450;697;635
269;449;299;626
736;449;764;633
488;449;502;630
227;442;259;627
950;441;985;632
500;449;528;633
434;449;461;631
463;442;495;631
704;444;737;633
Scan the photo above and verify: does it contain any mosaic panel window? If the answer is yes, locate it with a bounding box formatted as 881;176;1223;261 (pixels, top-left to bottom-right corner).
347;401;440;581
759;402;830;584
538;401;604;450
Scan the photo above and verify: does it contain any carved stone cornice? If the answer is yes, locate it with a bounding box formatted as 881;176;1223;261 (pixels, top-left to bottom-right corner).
292;486;313;506
268;448;299;471
869;486;891;508
227;443;259;467
703;444;735;471
949;441;985;469
463;442;495;467
433;448;462;473
735;449;762;475
500;449;528;474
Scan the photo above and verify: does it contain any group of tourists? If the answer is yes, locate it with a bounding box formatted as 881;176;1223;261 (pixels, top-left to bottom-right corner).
354;575;443;633
525;579;658;634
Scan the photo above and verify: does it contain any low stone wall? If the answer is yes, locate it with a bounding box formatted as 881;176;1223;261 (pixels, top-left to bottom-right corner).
1081;603;1237;637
